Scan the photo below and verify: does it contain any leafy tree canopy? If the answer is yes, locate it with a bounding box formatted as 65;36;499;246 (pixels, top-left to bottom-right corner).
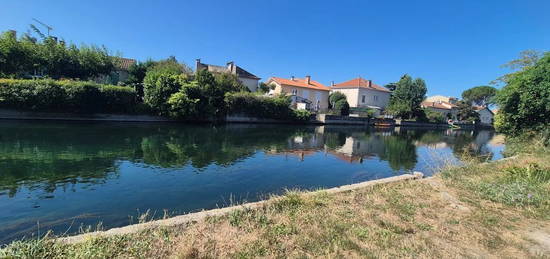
329;92;346;108
494;51;550;135
461;86;497;107
0;29;115;80
387;74;427;119
456;100;480;122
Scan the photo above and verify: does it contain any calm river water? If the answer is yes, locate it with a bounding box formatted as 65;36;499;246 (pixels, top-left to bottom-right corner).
0;121;504;243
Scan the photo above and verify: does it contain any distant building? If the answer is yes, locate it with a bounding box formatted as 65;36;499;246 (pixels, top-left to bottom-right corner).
425;95;458;105
474;106;494;125
266;76;330;112
95;57;136;85
195;59;260;92
330;78;391;112
421;99;458;120
113;57;137;83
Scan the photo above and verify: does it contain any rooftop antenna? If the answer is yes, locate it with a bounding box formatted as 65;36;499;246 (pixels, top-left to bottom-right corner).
32;18;53;36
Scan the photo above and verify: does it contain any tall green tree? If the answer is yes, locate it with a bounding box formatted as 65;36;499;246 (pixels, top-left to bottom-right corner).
387;74;427;119
461;86;497;107
494;51;550;135
456;100;480;122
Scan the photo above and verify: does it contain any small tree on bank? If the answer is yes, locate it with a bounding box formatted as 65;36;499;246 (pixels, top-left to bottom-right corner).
387;74;427;119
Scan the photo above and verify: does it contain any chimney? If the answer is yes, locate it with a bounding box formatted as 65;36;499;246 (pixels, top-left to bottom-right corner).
291;76;295;81
368;80;372;88
227;61;235;73
305;75;311;85
195;58;201;72
331;81;335;87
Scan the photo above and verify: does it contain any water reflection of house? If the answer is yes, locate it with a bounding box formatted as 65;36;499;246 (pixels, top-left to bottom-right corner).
329;134;387;163
265;132;325;161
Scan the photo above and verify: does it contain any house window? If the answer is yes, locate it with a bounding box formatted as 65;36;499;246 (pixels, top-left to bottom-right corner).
373;95;378;102
291;89;297;95
361;95;366;103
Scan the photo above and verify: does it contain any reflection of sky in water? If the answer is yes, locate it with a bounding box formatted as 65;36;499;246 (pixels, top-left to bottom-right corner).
0;121;504;243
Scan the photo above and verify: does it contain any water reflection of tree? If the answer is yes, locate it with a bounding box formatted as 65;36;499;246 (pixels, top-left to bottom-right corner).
378;130;421;171
450;131;494;161
0;122;497;197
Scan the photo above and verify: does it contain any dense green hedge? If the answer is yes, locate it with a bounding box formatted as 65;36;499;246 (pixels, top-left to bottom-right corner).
0;79;138;113
225;92;311;121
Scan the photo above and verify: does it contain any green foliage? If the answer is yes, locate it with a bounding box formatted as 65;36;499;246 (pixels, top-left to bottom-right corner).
387;74;427;119
329;92;347;108
258;82;273;93
143;72;187;115
225;92;310;121
0;30;115;80
456;100;480;122
0;79;137;113
125;60;156;97
423;109;446;123
349;107;376;118
461;86;497;107
494;52;550;135
333;99;350;116
168;81;209;119
146;56;191;75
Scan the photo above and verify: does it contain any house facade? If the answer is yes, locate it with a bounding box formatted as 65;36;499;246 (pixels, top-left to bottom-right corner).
95;57;136;85
266;76;330;112
474;106;494;125
330;78;391;111
425;95;458;105
195;59;260;92
421;100;458;120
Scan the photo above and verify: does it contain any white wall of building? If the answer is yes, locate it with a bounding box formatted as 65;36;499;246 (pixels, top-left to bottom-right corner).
239;77;259;92
330;88;390;109
477;108;493;124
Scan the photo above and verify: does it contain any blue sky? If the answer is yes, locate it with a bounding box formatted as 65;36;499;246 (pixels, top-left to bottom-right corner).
1;0;549;97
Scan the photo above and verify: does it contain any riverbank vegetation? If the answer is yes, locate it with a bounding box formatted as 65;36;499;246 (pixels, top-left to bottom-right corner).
0;79;139;113
1;137;548;258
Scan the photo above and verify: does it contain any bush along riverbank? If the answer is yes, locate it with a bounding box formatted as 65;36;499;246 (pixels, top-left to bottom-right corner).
0;71;311;123
1;136;548;258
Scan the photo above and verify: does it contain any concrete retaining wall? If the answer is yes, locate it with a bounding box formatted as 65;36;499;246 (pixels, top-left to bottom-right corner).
316;114;369;125
0;109;173;122
60;172;423;244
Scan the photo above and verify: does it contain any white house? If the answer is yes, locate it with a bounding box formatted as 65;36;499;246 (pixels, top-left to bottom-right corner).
195;59;260;92
330;78;391;112
474;106;494;125
266;76;330;112
421;99;458;120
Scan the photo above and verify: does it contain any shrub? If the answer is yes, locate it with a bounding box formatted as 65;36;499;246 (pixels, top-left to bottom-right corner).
225;92;308;121
0;79;137;113
329;92;346;108
423;109;446;123
350;107;376;118
143;72;186;115
333;99;350;116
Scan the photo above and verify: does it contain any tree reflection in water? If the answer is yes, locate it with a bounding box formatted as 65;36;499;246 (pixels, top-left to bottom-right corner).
0;122;497;197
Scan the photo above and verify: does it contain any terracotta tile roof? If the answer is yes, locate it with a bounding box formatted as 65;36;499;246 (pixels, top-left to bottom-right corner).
421;101;457;110
114;57;137;71
269;77;331;91
332;78;391;93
